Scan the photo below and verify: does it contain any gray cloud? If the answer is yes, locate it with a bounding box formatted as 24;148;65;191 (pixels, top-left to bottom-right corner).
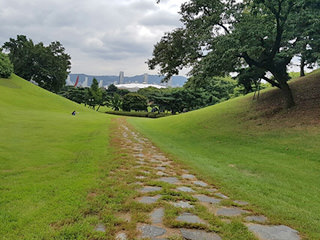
0;0;187;75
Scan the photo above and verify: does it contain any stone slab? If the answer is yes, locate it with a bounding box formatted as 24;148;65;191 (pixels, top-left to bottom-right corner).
139;186;162;193
171;201;194;209
136;176;146;179
247;224;300;240
216;207;248;217
158;177;179;184
95;223;106;232
151;207;164;224
176;213;205;224
245;215;268;223
180;229;222;240
177;186;195;193
194;195;221;204
139;225;166;238
156;171;167;176
138;195;161;204
115;232;127;240
193;181;208;187
182;174;196;179
234;200;249;206
156;166;166;171
214;193;229;199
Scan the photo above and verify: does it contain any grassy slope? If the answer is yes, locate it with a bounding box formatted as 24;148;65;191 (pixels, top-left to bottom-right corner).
0;75;115;239
130;71;320;240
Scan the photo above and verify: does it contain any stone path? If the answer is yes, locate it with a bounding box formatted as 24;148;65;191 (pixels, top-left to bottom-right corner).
100;121;301;240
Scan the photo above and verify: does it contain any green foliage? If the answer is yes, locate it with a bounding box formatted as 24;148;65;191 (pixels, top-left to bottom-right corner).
87;78;103;109
106;93;122;111
105;110;170;118
0;52;13;78
3;35;71;92
59;86;87;104
122;93;148;112
149;0;320;108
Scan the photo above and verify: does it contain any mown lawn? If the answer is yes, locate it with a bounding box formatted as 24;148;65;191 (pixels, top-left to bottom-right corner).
0;75;120;239
129;75;320;240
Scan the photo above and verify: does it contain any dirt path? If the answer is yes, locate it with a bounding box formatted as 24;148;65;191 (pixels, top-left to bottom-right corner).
109;119;300;240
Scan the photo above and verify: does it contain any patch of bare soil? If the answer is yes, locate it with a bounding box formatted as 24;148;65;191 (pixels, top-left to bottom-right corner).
249;73;320;128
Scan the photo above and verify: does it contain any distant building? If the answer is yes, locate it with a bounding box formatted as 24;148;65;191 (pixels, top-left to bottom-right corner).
65;75;73;86
111;83;166;92
143;73;148;84
81;77;88;87
99;80;103;88
119;71;124;84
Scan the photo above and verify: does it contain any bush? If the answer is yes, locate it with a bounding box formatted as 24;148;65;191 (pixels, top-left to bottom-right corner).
122;93;148;111
105;111;171;118
0;52;13;78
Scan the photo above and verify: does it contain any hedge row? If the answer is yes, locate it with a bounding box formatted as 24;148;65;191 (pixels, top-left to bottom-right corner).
105;111;171;118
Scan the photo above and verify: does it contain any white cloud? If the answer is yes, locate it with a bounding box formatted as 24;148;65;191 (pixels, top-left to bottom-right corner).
0;0;188;76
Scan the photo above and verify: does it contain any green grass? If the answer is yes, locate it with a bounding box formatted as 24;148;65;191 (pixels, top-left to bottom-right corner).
0;75;119;239
129;73;320;240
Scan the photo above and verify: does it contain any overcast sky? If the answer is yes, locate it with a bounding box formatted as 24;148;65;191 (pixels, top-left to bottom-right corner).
0;0;186;76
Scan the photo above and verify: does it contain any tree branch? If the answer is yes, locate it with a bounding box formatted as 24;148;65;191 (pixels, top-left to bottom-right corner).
262;76;281;88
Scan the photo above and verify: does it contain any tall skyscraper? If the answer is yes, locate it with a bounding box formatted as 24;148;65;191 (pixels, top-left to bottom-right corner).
119;71;124;84
143;73;148;84
81;77;88;87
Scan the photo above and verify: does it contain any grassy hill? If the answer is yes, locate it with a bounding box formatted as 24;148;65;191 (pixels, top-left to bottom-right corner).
129;70;320;240
0;75;116;239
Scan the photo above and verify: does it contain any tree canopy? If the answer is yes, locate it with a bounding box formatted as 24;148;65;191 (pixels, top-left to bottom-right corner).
149;0;320;108
3;35;71;93
0;52;13;78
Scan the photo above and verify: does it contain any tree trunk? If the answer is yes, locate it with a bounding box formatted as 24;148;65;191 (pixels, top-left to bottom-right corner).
279;81;295;108
300;57;305;77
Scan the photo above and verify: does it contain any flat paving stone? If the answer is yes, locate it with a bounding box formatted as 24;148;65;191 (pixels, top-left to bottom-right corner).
234;200;249;206
156;171;167;176
115;232;127;240
216;207;248;217
180;229;222;240
158;177;179;184
136;176;146;179
171;201;194;209
150;207;164;224
194;195;221;204
156;166;166;171
134;153;145;158
245;215;268;223
207;188;218;192
215;193;229;199
247;224;300;240
177;186;195;193
176;213;206;224
138;195;161;204
193;181;208;187
182;174;196;179
139;225;166;238
95;224;106;232
139;186;162;193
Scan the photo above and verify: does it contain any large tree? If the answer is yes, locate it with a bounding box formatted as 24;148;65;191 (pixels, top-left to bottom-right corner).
149;0;320;108
3;35;71;92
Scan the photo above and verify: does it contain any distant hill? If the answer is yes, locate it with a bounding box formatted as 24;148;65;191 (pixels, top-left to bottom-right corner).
67;74;187;87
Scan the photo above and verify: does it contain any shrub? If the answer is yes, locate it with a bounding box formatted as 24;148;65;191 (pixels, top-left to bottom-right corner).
0;52;13;78
105;111;171;118
122;93;148;112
